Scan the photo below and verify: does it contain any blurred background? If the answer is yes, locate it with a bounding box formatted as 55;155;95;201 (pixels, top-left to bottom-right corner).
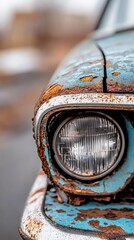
0;0;105;239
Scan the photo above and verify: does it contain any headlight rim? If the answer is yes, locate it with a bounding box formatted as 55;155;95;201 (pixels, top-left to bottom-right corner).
52;111;125;181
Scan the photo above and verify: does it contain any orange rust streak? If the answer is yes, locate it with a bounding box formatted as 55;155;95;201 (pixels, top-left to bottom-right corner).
112;72;121;76
106;62;112;67
81;75;93;82
31;187;44;197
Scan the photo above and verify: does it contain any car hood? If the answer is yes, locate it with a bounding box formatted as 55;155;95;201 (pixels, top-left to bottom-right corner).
97;30;134;93
36;32;134;113
48;39;105;93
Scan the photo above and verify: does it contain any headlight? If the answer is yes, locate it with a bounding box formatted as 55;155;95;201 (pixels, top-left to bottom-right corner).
52;112;125;180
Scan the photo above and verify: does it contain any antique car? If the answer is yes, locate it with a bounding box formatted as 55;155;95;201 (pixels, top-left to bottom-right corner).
19;0;134;239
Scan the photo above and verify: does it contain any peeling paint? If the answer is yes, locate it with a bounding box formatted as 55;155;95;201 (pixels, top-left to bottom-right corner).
112;72;121;76
80;75;94;82
44;187;134;237
97;30;134;93
20;171;108;240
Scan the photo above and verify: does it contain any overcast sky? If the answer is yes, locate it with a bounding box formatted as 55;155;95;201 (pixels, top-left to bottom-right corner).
1;0;101;29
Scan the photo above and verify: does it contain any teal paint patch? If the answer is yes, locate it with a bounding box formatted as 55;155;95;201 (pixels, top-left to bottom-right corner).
48;39;104;91
97;30;134;93
58;178;66;185
43;116;134;195
44;190;134;236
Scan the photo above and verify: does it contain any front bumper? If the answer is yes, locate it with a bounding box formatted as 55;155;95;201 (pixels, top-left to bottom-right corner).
20;170;133;240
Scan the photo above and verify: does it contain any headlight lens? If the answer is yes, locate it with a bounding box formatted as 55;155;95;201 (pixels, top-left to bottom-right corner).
52;112;125;180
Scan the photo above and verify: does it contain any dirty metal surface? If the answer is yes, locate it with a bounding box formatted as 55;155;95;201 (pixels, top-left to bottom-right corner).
35;93;134;146
20;170;110;240
44;186;134;238
37;109;134;196
48;38;104;90
97;30;134;93
34;38;105;115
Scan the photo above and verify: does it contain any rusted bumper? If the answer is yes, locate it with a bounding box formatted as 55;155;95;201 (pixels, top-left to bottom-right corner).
20;170;134;240
19;170;99;240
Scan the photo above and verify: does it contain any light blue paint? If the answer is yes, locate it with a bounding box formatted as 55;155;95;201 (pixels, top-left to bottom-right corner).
58;178;66;185
97;31;134;92
48;39;104;90
44;190;134;235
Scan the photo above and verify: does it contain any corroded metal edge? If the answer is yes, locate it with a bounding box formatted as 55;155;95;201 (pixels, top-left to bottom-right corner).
34;92;134;197
35;93;134;146
19;227;31;240
20;170;133;240
37;115;134;197
44;187;134;238
20;170;104;240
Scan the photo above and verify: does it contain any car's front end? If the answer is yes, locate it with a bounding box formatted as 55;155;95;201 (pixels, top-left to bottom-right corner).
20;1;134;239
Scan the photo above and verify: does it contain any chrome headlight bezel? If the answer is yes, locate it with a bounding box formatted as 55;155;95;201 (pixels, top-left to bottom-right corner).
52;111;125;181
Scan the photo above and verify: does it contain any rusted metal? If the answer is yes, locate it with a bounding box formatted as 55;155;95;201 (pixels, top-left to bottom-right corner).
35;93;134;145
34;38;104;114
30;29;134;239
32;31;134;200
20;171;109;240
89;220;125;239
56;178;134;206
44;183;134;238
20;171;134;239
35;108;134;198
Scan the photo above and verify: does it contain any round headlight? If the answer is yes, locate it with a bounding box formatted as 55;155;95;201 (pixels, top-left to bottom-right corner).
52;112;125;180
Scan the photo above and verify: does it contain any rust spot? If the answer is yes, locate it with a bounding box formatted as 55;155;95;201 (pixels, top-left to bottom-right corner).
34;83;63;115
106;62;112;67
91;196;111;202
56;190;64;203
74;208;134;221
89;220;99;227
56;209;66;213
39;169;44;176
45;84;63;96
31;187;44;197
67;194;87;206
25;217;43;239
89;220;125;239
48;215;53;220
34;81;103;117
112;72;121;76
108;79;134;93
80;75;93;82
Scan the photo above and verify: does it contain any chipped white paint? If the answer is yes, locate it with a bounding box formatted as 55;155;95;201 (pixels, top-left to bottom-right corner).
35;93;134;146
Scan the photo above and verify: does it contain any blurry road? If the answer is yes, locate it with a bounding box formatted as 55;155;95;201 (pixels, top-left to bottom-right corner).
0;74;49;240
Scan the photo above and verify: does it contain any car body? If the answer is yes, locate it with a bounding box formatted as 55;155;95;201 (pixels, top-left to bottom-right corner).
19;0;134;239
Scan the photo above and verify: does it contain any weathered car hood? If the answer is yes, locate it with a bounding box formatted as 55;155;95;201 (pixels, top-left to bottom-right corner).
35;39;106;112
97;30;134;93
35;31;134;114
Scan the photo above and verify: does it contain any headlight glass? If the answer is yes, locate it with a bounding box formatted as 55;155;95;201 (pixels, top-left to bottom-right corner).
53;112;125;180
